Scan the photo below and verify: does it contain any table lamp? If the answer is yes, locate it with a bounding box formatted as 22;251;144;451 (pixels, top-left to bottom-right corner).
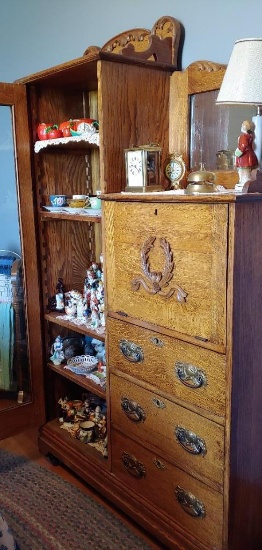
216;38;262;190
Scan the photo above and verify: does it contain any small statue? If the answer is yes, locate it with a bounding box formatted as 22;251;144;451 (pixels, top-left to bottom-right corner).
55;278;65;311
91;338;106;365
82;261;104;329
90;405;107;440
235;120;258;191
91;308;100;328
50;335;65;365
47;278;65;312
83;398;92;416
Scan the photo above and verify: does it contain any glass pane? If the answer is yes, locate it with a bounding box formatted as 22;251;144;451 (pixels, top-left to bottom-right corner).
190;90;256;171
0;105;30;410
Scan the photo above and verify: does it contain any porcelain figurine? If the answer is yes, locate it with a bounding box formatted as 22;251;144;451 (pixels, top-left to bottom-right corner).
55;278;65;310
91;338;106;365
235;120;258;191
50;335;65;365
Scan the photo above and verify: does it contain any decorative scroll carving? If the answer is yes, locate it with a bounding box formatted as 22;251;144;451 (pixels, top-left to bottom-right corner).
83;45;101;57
188;60;226;73
100;16;181;69
131;237;187;302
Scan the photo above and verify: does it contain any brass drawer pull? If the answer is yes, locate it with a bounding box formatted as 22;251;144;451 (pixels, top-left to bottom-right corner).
119;339;144;363
175;361;207;389
121;397;146;423
121;451;146;479
152;397;166;409
153;458;166;470
175;486;206;518
175;426;207;456
150;336;164;347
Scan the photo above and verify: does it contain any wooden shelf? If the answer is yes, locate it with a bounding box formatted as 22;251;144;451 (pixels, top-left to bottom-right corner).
47;361;106;398
40;418;108;465
34;134;99;153
45;312;105;341
40;211;101;223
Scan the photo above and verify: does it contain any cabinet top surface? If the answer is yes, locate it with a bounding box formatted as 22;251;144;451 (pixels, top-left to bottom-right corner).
16;55;99;89
101;191;262;204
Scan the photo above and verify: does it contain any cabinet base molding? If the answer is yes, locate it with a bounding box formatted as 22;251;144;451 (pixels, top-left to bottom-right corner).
38;424;214;550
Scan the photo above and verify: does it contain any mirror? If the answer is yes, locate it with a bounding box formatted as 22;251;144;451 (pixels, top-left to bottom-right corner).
0;105;31;410
169;60;257;188
190;90;255;171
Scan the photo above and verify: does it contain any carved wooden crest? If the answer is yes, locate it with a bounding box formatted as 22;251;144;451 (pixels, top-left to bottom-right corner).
100;16;181;69
131;237;187;302
188;60;226;73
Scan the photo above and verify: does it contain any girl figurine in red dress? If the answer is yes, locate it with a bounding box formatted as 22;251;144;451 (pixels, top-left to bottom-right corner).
235;120;258;191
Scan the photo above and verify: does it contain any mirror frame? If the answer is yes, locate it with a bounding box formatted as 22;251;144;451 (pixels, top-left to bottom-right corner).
169;60;239;188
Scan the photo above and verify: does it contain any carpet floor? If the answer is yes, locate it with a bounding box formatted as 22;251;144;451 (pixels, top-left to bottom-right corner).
0;448;154;550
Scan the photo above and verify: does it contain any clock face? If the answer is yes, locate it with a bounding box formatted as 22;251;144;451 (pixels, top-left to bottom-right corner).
126;151;144;187
129;156;142;176
165;154;186;187
165;161;183;180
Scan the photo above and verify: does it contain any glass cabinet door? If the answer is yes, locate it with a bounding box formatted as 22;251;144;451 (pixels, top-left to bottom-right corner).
0;106;30;406
0;82;45;439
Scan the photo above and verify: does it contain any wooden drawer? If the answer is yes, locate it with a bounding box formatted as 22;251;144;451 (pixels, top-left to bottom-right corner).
110;373;225;490
104;201;228;347
111;428;223;550
108;317;226;419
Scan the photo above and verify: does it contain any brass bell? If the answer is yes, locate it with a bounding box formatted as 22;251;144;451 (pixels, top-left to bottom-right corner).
185;163;217;194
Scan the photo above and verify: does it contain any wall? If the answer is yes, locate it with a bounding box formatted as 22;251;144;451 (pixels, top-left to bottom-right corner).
1;0;262;81
1;0;262;250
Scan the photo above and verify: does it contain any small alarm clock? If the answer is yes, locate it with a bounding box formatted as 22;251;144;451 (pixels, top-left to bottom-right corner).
164;152;186;189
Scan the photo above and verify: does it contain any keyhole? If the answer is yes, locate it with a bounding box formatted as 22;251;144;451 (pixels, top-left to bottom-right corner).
154;209;158;215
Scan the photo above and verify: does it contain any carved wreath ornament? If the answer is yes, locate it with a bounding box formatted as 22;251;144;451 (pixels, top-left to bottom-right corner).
131;237;187;302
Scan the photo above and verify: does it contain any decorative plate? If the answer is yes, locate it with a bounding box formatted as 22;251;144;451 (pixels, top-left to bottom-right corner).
65;354;98;374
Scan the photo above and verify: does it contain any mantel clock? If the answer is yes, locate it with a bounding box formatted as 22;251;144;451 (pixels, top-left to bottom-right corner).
125;144;162;192
164;152;186;189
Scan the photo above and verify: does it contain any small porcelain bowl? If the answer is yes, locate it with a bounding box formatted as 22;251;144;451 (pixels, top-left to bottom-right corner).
49;194;67;207
68;197;88;208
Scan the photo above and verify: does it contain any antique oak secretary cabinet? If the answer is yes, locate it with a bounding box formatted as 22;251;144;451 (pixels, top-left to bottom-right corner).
2;13;262;550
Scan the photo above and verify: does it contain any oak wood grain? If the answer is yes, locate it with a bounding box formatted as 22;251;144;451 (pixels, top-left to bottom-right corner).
111;428;223;550
110;373;225;490
104;200;228;346
107;317;226;419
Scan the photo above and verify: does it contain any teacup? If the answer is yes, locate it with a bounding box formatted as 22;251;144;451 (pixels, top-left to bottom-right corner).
50;194;67;207
68;195;89;208
72;195;87;200
79;420;95;442
88;196;102;209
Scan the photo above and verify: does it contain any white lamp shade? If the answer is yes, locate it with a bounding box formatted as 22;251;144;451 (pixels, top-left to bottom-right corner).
216;38;262;105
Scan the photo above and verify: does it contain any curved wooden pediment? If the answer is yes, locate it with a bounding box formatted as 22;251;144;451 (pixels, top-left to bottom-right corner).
99;16;181;70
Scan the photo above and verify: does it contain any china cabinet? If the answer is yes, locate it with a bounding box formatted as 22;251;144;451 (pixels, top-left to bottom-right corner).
12;13;182;526
2;11;261;550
